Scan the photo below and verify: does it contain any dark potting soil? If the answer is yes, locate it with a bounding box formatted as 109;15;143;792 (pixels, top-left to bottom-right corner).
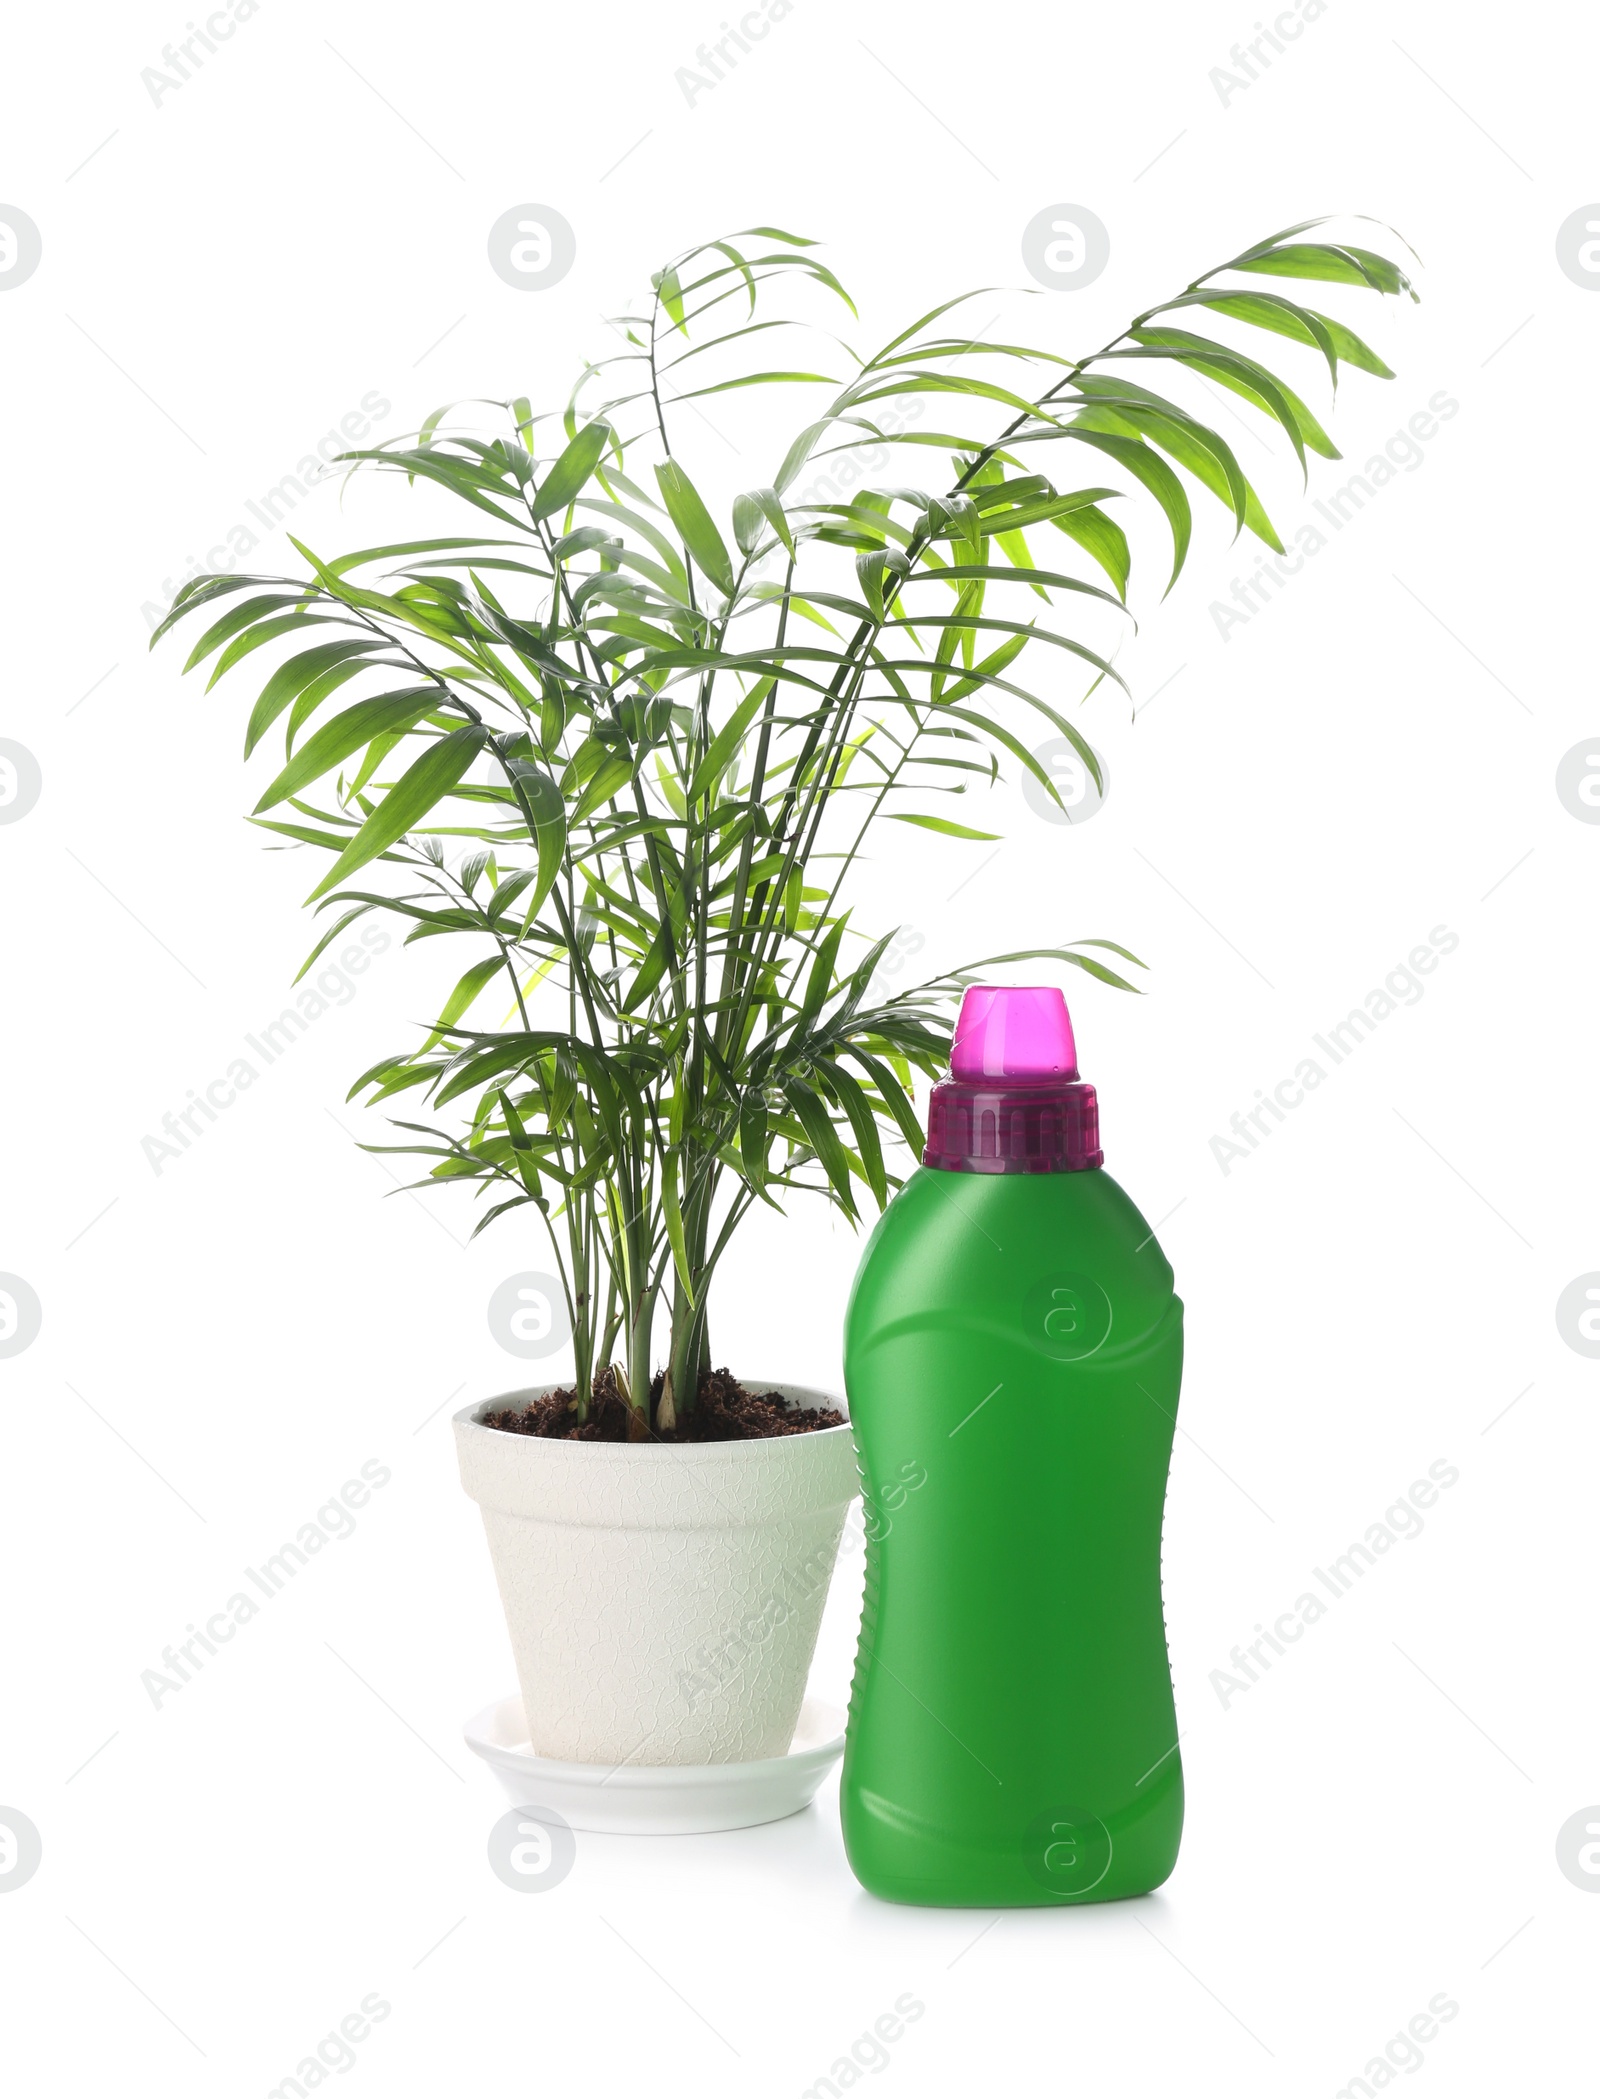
481;1365;845;1444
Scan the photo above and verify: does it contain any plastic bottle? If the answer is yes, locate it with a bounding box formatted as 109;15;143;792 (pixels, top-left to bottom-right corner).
840;985;1184;1905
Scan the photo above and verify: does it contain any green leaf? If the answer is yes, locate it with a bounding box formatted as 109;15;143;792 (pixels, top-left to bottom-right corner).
854;550;888;621
1232;241;1415;299
571;754;636;824
327;533;532;577
207;611;341;692
739;1090;769;1192
732;486;794;557
674;372;836;403
937;626;1027;707
886;812;1001;841
531;421;612;523
769;252;857;314
868;287;1004;366
732;224;819;247
148;573;260;649
1193;292;1394;380
747;581;838;634
622;915;676;1013
292;902;379;983
939;701;1091;808
508;763;567;931
1127;327;1336;463
782;1078;857;1218
655;460;736;597
497;1086;544;1199
732;492;766;557
308;725;489;900
329;448;530;530
250;815;362;852
818;1061;886;1207
576;498;690;586
948;488;1119;536
690;678;772;803
1072;937;1147;967
244;641;382;758
654;753;688;818
1078;382;1282;553
347;728;403;797
1062;950;1143;992
662;1155;696;1297
1064;425;1192;593
657;265;687;333
798;918;846;1031
956;941;1145;993
1049;504;1130;599
254;688;445;811
1147;289;1336;391
423;955;506;1050
182;592;309;672
846;1048;925;1156
773;418;832;495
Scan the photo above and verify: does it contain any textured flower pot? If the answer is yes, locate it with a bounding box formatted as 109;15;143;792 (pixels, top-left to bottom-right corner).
454;1383;859;1766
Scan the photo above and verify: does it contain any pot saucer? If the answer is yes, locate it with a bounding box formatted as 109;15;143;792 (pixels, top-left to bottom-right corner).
463;1694;846;1835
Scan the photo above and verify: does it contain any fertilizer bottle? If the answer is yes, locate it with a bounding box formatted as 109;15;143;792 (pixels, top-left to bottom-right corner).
841;985;1184;1905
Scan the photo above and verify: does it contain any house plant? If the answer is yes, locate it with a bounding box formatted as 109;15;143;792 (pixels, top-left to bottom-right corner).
156;217;1412;1767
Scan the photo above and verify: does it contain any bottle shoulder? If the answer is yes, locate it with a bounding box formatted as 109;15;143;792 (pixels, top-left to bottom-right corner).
845;1164;1179;1365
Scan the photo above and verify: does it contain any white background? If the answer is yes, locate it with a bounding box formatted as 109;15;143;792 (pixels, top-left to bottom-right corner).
2;0;1597;2092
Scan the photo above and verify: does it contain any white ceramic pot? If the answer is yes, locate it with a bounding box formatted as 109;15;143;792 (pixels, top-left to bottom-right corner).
453;1383;859;1767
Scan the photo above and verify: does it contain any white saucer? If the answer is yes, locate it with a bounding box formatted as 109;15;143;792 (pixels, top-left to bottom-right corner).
462;1695;847;1835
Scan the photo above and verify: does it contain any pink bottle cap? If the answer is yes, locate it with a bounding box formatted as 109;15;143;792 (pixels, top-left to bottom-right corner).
950;985;1078;1082
927;985;1101;1174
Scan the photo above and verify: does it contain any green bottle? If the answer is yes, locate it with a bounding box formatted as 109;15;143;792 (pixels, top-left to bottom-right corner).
841;985;1183;1906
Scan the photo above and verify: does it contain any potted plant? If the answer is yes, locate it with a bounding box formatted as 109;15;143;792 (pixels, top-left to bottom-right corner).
155;217;1411;1771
